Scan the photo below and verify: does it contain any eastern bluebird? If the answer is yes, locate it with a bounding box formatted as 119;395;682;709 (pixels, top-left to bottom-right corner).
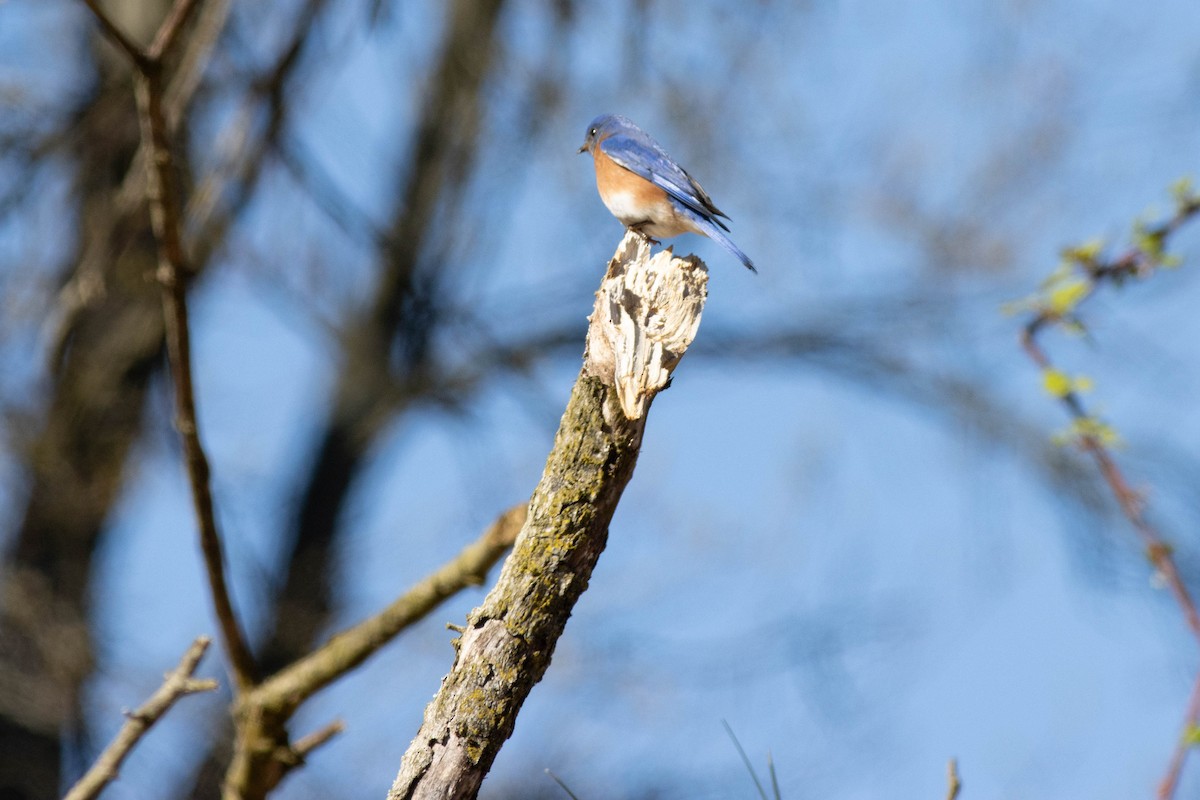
578;113;755;272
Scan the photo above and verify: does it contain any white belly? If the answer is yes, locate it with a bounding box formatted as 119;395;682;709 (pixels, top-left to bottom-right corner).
602;191;693;238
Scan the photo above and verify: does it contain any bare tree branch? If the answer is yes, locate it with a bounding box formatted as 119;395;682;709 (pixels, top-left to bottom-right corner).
218;503;523;798
135;68;259;691
80;0;151;69
389;234;708;799
63;636;218;800
0;0;227;792
256;504;525;716
80;0;259;692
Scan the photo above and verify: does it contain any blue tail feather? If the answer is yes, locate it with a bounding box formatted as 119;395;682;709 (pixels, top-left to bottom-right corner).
691;215;756;273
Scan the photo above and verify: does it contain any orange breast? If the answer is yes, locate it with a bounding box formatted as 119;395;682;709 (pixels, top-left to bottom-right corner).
593;148;669;223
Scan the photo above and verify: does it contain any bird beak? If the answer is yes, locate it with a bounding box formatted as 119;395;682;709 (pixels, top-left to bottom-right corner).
577;142;588;154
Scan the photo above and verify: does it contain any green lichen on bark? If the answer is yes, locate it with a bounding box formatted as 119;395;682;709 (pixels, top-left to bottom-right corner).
388;374;648;800
389;237;707;800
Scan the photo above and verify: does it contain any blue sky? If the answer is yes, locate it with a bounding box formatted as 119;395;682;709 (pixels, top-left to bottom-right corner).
6;0;1200;797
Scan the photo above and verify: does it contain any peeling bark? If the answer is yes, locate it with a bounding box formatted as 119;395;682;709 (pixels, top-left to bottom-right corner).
388;233;708;799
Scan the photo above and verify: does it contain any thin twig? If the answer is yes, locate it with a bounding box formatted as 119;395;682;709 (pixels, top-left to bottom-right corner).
767;751;781;800
1026;324;1200;642
545;769;583;800
723;720;769;800
254;503;525;715
147;0;203;60
63;637;218;800
292;719;345;759
135;67;259;691
1019;207;1200;643
79;0;259;692
1159;670;1200;799
49;0;231;367
1020;192;1200;798
80;0;149;68
946;758;962;800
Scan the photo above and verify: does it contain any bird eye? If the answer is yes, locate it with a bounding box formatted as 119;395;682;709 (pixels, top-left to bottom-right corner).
589;128;597;136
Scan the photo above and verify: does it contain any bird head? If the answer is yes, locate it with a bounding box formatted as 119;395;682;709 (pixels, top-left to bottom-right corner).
577;113;628;154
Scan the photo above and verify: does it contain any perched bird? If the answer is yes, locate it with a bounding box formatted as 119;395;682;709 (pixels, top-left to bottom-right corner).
579;113;755;272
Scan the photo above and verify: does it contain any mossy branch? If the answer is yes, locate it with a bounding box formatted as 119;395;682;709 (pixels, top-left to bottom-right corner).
223;505;525;800
388;233;709;799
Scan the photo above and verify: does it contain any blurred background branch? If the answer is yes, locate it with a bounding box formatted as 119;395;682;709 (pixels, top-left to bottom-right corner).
1016;188;1200;798
63;636;217;800
0;0;1198;798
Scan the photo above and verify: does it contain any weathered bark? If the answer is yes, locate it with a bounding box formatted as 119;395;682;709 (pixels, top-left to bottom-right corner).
388;234;708;799
221;505;524;800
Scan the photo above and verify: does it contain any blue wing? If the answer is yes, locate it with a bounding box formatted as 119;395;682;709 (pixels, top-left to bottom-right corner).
599;133;731;231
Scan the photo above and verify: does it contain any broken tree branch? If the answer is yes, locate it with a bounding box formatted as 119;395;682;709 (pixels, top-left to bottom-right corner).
585;235;708;419
388;232;708;799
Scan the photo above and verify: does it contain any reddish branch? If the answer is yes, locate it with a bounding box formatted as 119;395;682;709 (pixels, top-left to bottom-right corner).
1160;671;1200;799
1020;191;1200;799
